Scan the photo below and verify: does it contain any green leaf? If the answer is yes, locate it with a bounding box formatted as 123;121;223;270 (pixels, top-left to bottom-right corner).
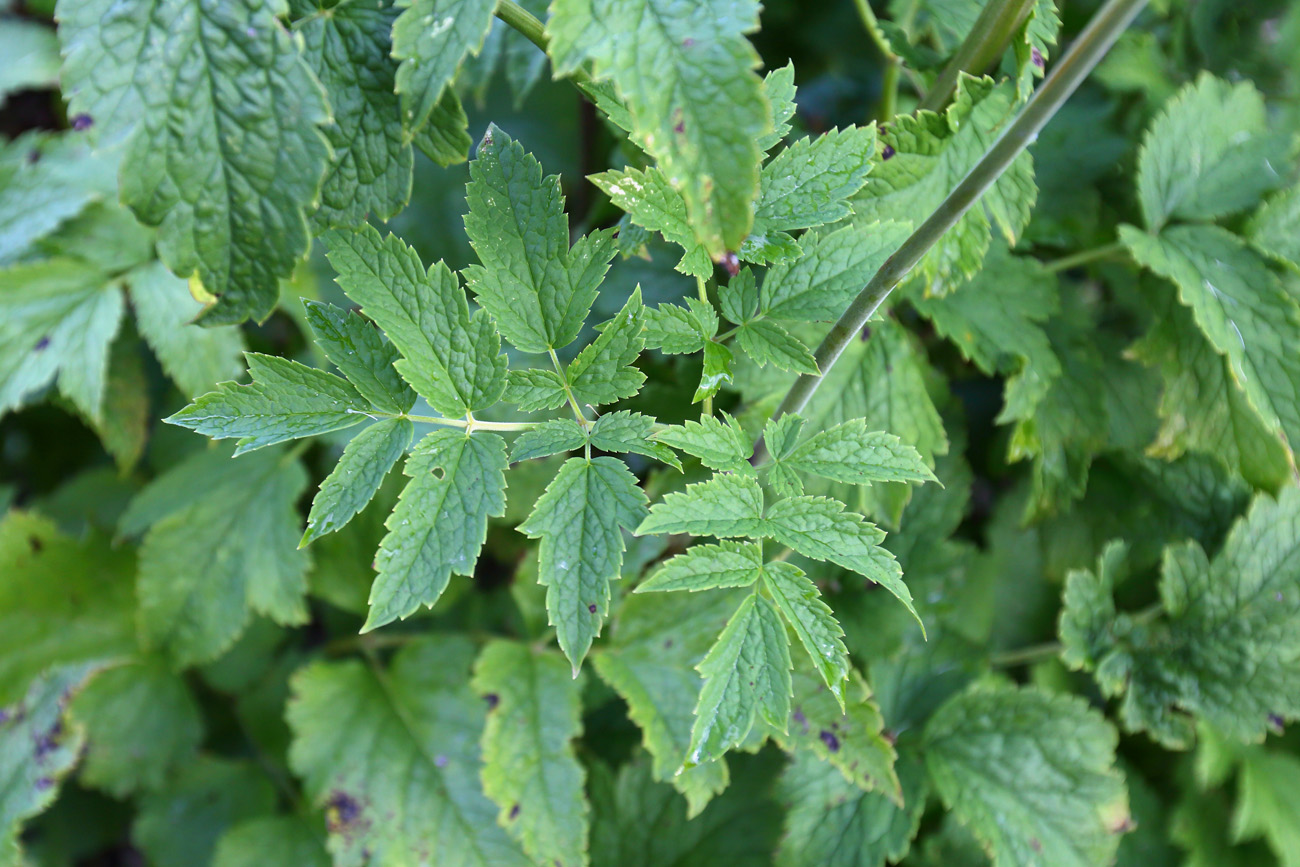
0;133;117;266
1121;223;1300;456
412;88;473;165
511;419;587;463
472;641;588;867
129;261;244;398
753;126;877;234
686;593;792;766
58;0;332;325
850;76;1035;290
366;429;508;631
1233;750;1300;867
464;126;617;353
735;319;819;375
133;446;311;666
589;167;711;280
739;230;801;268
1246;184;1300;271
0;18;59;103
763;414;807;462
391;0;496;136
1013;0;1061;100
324;224;508;417
1059;542;1127;674
519;457;649;670
757;63;797;153
298;0;411;228
302;418;414;546
1137;73;1290;230
302;299;417;416
287;637;530;866
782;418;937;488
566;287;646;407
1065;487;1300;747
925;683;1131;867
773;659;899;796
0;258;123;422
777;750;927;867
167;353;370;455
912;244;1060;423
696;340;735;404
643;301;712;355
762;561;851;701
212;817;329;867
636;541;764;593
133;757;277;867
1128;287;1290;491
636;472;766;539
761;222;911;322
504;368;569;412
767;497;914;613
654;414;754;473
592;590;741;815
70;659;203;798
548;0;769;257
719;267;760;325
588;750;783;865
0;664;97;864
0;513;135;705
589;411;681;470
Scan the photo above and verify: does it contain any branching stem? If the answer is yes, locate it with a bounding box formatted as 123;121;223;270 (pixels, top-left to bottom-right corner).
1043;240;1127;272
753;0;1149;463
495;0;591;85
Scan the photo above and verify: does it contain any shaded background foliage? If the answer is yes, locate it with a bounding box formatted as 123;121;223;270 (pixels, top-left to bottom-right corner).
2;0;1300;865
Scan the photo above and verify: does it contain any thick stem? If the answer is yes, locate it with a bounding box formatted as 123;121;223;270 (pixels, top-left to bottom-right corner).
990;641;1062;667
495;0;591;85
878;58;901;123
918;0;1037;113
753;0;1148;463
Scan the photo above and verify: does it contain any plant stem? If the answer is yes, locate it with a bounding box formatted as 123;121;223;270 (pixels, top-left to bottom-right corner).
698;276;714;418
1043;240;1127;272
918;0;1037;113
368;411;538;433
753;0;1148;463
990;641;1063;667
878;58;901;123
549;347;591;429
495;0;591;86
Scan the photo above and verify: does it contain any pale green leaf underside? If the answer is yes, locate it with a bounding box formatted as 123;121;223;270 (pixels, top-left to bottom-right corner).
924;683;1129;867
472;641;589;867
287;637;530;866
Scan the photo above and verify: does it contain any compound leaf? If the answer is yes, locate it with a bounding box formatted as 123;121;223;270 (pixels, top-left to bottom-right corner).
366;429;508;631
392;0;497;137
753;126;877;234
167;353;370;456
302;417;414;546
464;126;617;353
762;561;851;702
566;287;646;407
735;319;819;375
783;419;937;487
324;224;508;418
636;472;766;539
636;541;764;593
302;299;417;416
654;414;753;473
589;411;681;470
761;222;910;322
519;457;649;671
510;419;587;464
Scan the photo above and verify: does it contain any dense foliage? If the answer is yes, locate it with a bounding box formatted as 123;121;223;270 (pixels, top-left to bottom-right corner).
2;0;1299;864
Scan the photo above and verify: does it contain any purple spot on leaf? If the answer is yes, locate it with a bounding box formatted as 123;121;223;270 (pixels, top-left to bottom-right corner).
1268;713;1285;733
34;337;50;352
509;803;520;820
34;777;53;791
819;730;840;752
435;754;448;767
588;603;598;613
881;144;895;160
1031;47;1044;68
71;114;93;132
485;693;500;711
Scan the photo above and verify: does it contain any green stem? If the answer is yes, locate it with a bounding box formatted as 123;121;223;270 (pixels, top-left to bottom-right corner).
548;348;591;429
918;0;1037;114
495;0;591;86
990;641;1063;667
878;58;901;123
368;411;537;433
698;276;714;419
852;0;899;64
1042;240;1126;272
752;0;1148;463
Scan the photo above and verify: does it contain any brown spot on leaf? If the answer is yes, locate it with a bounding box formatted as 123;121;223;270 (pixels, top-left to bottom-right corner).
28;536;43;553
722;252;740;277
